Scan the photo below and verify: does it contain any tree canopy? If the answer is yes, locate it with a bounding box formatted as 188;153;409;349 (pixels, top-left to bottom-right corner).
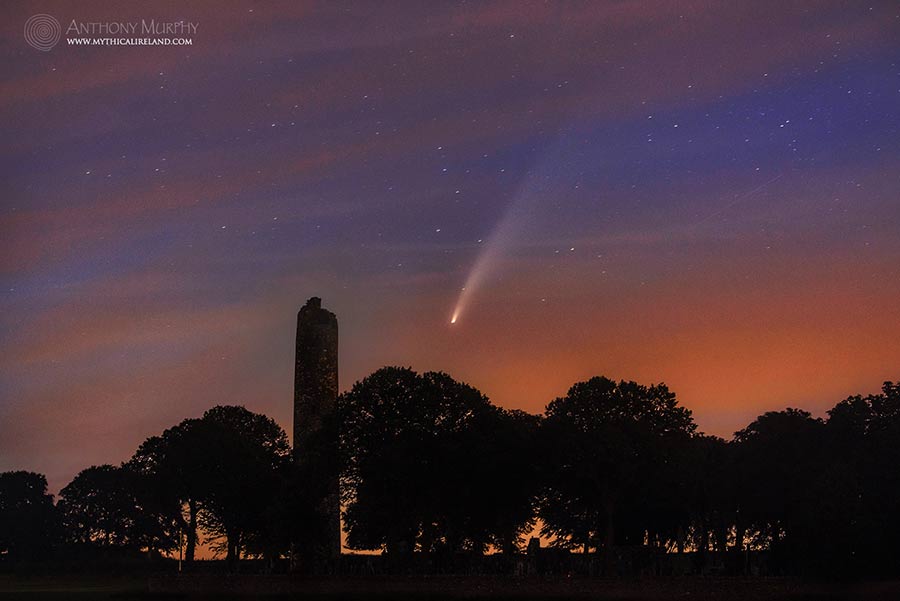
538;377;697;556
339;367;537;555
0;471;59;560
58;464;175;554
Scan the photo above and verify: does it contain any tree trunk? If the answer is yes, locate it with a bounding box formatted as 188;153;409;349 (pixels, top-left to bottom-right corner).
603;501;615;576
734;522;745;552
226;531;240;572
698;521;710;573
714;525;727;553
185;499;198;563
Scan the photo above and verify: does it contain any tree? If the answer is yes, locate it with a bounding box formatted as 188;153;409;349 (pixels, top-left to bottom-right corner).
732;408;827;574
192;405;291;570
0;471;59;561
241;460;327;566
467;409;542;554
57;464;175;554
671;434;732;567
128;418;206;563
538;376;696;564
339;367;534;557
826;380;900;576
128;406;293;570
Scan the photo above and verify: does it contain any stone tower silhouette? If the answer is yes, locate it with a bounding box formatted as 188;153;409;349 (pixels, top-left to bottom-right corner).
293;297;341;558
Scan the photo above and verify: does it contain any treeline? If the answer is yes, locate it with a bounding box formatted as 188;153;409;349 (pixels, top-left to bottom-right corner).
1;369;898;578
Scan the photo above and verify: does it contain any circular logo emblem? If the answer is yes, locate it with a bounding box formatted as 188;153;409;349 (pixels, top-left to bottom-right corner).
24;14;61;51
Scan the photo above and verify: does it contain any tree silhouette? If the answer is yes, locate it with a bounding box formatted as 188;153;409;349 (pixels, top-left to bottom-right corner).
241;460;330;566
0;471;59;561
538;376;696;567
339;367;535;557
128;418;205;563
468;408;542;554
58;464;175;554
128;405;291;570
732;408;827;573
673;434;732;566
191;405;291;570
5;373;899;578
825;381;900;576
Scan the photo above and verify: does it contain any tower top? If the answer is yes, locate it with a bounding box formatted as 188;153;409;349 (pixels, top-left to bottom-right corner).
298;296;337;325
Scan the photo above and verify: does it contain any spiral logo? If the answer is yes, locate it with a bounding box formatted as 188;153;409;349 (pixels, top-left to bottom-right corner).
24;14;61;51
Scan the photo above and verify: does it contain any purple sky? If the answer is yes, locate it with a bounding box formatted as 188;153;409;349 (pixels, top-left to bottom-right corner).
2;1;899;493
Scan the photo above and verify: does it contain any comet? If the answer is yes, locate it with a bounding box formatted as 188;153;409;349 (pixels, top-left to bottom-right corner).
448;193;531;325
449;135;571;325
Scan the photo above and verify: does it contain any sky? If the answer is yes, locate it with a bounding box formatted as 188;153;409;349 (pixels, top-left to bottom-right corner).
1;1;899;494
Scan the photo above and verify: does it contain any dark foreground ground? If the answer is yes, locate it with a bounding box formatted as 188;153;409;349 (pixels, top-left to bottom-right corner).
2;576;900;601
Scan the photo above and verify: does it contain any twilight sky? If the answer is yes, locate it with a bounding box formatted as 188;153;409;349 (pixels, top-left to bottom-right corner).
2;1;899;493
